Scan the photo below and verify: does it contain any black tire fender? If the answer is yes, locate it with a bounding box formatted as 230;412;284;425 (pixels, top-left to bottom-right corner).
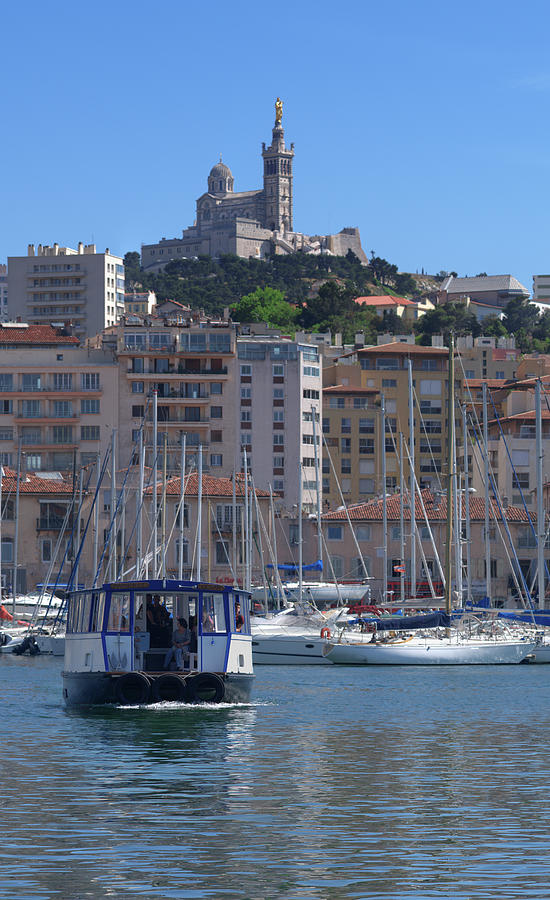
151;673;188;702
114;672;151;705
186;672;225;703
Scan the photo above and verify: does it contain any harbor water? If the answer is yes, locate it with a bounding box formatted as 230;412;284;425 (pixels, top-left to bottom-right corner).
1;656;550;899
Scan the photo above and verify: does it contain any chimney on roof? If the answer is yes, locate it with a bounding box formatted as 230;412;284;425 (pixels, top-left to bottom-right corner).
27;244;35;257
503;496;509;508
78;242;83;254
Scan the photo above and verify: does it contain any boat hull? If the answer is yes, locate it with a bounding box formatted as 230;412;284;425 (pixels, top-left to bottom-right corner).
62;671;255;706
323;637;537;665
252;632;333;665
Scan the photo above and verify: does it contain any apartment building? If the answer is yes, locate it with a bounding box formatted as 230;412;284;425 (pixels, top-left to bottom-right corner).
102;314;238;478
475;374;550;511
323;341;458;505
0;469;81;595
532;275;550;303
0;323;118;473
236;337;322;512
456;335;519;382
8;243;125;341
321;491;540;606
124;291;156;316
0;264;7;321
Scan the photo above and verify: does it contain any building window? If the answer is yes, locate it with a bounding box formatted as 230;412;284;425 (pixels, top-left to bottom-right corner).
419;379;441;395
210;454;223;467
52;425;73;444
273;455;284;467
273;388;284;399
273;479;284;492
211;430;222;443
273;434;284;445
241;410;252;422
327;525;343;541
54;400;73;418
131;381;144;393
241;388;252;399
211;406;223;418
1;538;13;563
329;397;346;409
81;398;100;414
322;418;330;433
81;426;100;441
303;366;320;377
41;539;52;563
355;526;371;541
52;373;72;391
359;478;374;493
341;438;352;453
0;427;13;441
273;364;284;377
211;382;223;394
240;365;252;376
132;405;144;418
359;418;375;434
273;411;284;423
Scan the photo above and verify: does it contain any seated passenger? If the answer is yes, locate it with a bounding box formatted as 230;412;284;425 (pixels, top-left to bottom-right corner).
163;617;190;671
235;601;244;632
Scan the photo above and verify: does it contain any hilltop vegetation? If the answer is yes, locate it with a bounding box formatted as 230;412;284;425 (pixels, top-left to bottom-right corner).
124;249;422;341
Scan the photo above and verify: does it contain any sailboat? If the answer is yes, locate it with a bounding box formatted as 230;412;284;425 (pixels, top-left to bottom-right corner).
323;335;537;665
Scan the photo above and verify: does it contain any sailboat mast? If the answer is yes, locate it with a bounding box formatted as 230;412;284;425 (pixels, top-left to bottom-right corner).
179;435;186;580
482;382;491;601
136;435;143;577
311;404;323;569
381;393;388;604
462;403;472;606
298;462;303;604
12;437;22;618
536;380;545;608
196;443;203;581
152;390;158;579
399;432;405;606
444;335;455;616
408;360;416;599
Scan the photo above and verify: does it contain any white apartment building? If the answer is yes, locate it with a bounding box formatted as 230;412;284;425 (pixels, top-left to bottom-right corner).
236;337;322;512
8;243;125;341
0;264;8;321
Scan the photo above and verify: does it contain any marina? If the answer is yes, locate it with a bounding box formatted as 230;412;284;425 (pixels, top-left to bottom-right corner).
2;653;550;899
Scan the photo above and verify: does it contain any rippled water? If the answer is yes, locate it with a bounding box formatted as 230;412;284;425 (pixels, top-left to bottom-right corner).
1;656;550;899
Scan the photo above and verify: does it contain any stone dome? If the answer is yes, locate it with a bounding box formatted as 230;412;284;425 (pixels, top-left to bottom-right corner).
209;161;233;180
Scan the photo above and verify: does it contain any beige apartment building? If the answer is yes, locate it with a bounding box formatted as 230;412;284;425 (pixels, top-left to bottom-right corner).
0;323;117;473
7;243;125;341
98;314;239;479
322;491;541;606
0;469;82;595
0;264;7;322
323;341;459;506
456;335;520;381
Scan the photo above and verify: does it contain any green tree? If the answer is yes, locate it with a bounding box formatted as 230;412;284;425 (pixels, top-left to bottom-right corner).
414;302;482;344
502;296;539;336
231;286;298;329
124;251;141;285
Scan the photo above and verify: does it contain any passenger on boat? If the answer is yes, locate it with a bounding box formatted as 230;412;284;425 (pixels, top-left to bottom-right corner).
202;609;215;632
163;617;191;671
146;594;171;647
235;601;244;632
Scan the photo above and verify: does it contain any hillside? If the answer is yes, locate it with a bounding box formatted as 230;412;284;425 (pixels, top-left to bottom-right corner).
123;250;423;315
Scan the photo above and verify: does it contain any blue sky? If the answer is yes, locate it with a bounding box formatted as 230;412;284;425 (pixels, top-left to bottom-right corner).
2;0;549;293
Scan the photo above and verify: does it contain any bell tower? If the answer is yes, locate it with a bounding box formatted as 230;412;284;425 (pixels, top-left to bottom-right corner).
261;98;294;233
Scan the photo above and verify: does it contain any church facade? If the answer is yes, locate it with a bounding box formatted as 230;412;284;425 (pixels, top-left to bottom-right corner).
141;101;367;270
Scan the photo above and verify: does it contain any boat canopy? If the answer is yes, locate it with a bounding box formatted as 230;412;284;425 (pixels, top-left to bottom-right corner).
497;610;550;627
266;560;323;573
351;611;452;632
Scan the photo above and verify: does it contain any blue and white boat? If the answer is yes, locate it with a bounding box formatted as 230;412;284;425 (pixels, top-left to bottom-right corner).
62;579;254;706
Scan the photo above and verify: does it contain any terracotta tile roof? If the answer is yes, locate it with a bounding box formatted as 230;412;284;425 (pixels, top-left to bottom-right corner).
465;378;510;389
340;341;449;359
0;324;79;345
323;385;378;394
354;295;416;307
493;409;550;424
323;489;533;523
147;473;271;498
1;472;74;493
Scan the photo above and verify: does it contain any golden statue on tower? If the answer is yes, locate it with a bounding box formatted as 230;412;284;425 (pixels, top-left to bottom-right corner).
275;97;283;125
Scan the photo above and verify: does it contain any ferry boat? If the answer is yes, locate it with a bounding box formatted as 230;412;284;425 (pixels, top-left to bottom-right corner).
62;579;254;706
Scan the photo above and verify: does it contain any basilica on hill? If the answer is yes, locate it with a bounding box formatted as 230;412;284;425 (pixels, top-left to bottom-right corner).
141;99;367;270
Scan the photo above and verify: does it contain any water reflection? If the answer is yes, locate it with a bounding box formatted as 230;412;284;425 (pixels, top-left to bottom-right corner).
2;659;550;898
